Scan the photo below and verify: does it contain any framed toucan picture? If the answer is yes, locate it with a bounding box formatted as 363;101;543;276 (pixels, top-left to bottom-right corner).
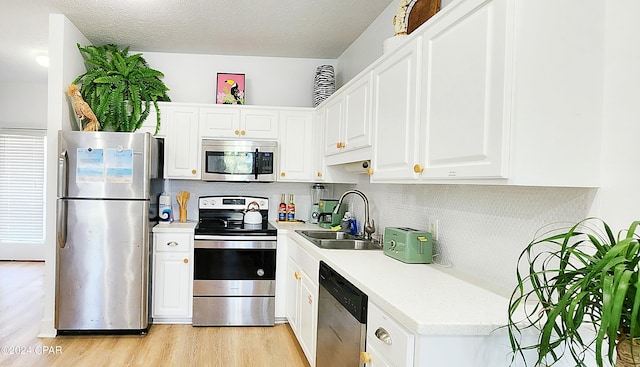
216;73;245;104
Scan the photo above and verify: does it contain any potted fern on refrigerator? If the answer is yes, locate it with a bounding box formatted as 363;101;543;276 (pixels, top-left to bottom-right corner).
507;218;640;366
72;44;170;134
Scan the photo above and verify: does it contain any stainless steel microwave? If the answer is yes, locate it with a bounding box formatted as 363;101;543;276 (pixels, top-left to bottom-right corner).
201;140;278;182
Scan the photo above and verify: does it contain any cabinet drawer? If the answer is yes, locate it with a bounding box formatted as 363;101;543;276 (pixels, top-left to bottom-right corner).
367;302;414;367
289;237;319;281
154;233;192;252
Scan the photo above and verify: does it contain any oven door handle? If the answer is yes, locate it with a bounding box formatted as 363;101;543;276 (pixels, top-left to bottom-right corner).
194;239;277;249
254;148;259;180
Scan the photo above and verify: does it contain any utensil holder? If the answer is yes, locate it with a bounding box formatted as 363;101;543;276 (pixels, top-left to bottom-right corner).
179;206;187;223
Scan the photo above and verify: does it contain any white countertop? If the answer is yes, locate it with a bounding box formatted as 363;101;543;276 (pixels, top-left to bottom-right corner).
272;221;512;337
152;221;198;233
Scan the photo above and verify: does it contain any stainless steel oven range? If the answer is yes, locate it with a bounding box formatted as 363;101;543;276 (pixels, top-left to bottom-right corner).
193;195;277;326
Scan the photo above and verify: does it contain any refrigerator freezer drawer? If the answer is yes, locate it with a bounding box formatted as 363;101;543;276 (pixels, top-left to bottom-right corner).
58;130;160;200
55;199;150;332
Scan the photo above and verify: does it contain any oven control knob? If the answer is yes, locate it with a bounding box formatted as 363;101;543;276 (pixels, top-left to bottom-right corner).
202;200;208;206
257;269;265;277
211;199;216;206
259;200;266;207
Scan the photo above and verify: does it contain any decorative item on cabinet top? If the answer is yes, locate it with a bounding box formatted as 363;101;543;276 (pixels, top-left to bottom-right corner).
313;65;335;107
385;0;441;54
406;0;441;34
72;44;171;135
217;73;245;105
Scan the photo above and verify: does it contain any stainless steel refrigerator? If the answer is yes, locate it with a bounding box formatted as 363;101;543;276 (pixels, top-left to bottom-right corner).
55;130;162;333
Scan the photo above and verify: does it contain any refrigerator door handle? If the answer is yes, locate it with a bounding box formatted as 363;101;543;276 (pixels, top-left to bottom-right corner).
58;149;68;198
56;199;68;249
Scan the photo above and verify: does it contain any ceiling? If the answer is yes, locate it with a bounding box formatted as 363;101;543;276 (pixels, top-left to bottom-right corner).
1;0;393;84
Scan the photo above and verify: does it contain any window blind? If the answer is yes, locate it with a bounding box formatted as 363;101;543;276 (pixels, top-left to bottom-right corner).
0;133;46;243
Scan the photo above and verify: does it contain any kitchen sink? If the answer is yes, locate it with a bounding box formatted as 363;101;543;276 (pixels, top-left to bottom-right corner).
296;230;356;240
295;230;382;250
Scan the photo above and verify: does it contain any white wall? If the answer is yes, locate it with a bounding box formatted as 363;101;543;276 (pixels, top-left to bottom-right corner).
140;52;335;107
42;14;90;337
599;0;640;231
0;83;47;129
335;1;395;87
336;0;457;86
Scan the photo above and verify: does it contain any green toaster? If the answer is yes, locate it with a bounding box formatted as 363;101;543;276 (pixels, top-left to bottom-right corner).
383;227;433;264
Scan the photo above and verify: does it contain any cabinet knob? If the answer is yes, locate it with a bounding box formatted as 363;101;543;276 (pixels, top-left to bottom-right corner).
366;168;374;175
360;352;371;363
167;241;178;247
234;130;240;135
191;169;197;175
336;142;341;149
183;258;188;264
340;142;346;148
375;327;393;345
413;164;424;173
241;130;246;136
317;171;323;177
294;271;301;280
281;172;286;177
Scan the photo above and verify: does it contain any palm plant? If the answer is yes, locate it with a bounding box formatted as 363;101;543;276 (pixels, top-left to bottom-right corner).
507;218;640;367
73;44;170;134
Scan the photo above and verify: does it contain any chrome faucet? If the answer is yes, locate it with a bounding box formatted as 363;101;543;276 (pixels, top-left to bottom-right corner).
333;189;376;240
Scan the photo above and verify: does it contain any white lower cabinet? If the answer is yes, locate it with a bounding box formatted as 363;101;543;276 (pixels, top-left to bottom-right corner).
152;232;193;323
364;302;414;367
285;237;319;366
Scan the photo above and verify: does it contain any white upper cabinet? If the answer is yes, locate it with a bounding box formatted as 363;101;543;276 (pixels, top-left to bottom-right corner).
323;72;373;165
199;106;279;139
199;107;241;138
370;0;602;187
278;110;314;182
241;109;280;139
323;96;343;156
164;105;201;179
371;37;422;181
418;0;509;180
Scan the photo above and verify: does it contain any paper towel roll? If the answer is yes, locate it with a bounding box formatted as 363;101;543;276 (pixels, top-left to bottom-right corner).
344;160;371;173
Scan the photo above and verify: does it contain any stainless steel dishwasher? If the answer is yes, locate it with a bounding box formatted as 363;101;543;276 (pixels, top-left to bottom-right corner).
316;261;368;367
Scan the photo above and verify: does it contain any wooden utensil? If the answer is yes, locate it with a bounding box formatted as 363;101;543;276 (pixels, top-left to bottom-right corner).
176;191;190;223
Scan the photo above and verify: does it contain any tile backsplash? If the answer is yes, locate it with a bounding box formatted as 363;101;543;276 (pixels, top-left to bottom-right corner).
342;177;598;295
164;177;597;295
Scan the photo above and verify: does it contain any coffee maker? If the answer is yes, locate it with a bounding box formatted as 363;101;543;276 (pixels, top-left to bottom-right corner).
310;184;328;224
318;199;345;229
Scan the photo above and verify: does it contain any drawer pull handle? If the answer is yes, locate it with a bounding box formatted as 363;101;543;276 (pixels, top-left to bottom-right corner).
375;327;392;345
294;271;301;280
167;241;179;247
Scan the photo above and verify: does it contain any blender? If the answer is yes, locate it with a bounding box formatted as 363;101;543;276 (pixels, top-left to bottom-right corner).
309;183;328;224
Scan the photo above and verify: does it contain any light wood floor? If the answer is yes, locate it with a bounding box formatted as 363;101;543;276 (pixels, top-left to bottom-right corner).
0;261;309;367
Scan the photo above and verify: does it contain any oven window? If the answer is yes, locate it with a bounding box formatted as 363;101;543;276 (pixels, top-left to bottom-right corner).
194;248;276;280
205;151;254;175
